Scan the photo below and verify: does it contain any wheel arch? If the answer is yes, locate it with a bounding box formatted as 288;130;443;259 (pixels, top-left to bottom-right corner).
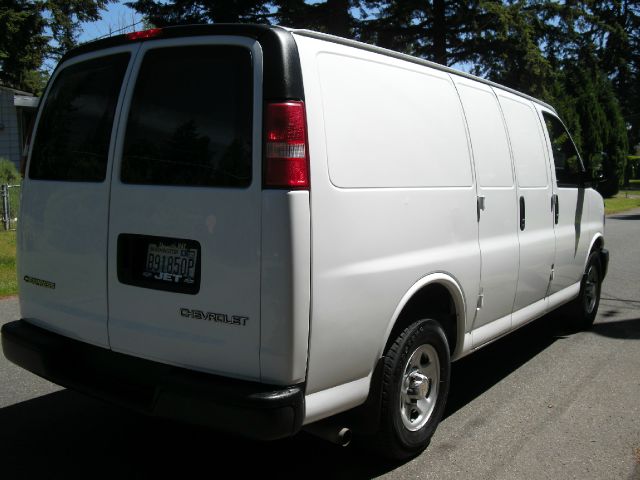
379;273;467;361
586;233;604;268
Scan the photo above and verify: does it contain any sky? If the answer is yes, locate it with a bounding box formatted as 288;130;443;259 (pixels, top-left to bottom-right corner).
78;2;144;44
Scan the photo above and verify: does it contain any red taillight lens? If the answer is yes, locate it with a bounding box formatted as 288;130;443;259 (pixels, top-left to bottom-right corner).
264;101;309;189
126;28;162;41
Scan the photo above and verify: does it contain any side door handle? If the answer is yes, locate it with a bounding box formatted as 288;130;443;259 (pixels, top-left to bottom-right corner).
519;196;526;230
553;194;559;224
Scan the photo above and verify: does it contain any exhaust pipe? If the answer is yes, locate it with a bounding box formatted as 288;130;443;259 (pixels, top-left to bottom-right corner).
304;422;352;447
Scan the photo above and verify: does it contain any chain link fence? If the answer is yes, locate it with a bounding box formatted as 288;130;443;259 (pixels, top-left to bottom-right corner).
1;184;20;231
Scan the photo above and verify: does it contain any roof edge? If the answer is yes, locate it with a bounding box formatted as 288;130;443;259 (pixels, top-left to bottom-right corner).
291;29;555;112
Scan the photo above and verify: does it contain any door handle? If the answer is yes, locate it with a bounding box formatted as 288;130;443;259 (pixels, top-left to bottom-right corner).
553;194;559;224
519;196;525;230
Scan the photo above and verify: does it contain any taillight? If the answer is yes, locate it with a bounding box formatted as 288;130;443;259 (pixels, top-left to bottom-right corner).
126;28;162;41
264;101;309;189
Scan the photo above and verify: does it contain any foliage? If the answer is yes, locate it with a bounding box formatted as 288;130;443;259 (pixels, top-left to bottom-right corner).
0;1;48;91
46;0;112;58
0;159;20;184
0;0;112;92
125;0;271;26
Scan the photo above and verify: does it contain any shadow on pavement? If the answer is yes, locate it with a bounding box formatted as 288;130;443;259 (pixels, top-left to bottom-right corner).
445;312;565;418
607;214;640;221
0;313;571;479
591;318;640;340
0;389;392;479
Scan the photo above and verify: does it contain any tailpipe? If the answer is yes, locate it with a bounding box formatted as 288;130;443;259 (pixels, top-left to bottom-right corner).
304;421;352;447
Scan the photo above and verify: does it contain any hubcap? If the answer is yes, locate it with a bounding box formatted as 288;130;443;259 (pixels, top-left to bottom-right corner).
584;265;599;313
399;344;440;431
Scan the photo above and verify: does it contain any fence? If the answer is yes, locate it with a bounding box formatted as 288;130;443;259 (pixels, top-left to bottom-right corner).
1;184;20;231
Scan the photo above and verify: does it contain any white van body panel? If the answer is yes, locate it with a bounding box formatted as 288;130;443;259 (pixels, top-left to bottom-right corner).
18;44;140;348
304;376;371;425
260;190;311;384
293;33;481;396
107;36;264;381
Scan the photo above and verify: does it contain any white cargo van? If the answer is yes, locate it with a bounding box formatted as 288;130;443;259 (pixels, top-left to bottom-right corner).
2;25;608;459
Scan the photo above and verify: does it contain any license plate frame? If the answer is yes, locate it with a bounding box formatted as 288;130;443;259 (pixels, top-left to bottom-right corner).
117;234;201;295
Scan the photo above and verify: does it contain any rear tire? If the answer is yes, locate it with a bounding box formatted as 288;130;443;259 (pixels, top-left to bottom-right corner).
566;251;602;331
371;319;450;460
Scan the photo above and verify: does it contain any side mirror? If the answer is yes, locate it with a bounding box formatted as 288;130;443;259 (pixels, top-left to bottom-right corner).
580;168;606;188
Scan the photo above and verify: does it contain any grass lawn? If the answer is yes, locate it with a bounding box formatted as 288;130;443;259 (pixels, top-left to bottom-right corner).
604;179;640;215
0;231;17;297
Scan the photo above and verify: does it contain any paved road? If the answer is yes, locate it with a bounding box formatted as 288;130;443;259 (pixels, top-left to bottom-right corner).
1;210;639;479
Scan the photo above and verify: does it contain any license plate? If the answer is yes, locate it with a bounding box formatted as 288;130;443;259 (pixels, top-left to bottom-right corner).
144;243;198;284
118;234;201;294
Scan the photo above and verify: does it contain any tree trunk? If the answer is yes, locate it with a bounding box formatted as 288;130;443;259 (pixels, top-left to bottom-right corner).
325;0;351;38
432;0;447;65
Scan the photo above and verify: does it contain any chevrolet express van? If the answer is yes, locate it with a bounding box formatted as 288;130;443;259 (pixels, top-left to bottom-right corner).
1;24;608;459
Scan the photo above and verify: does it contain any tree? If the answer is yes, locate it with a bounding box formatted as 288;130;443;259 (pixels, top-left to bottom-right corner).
130;0;360;37
0;1;112;92
359;1;483;66
468;1;555;98
583;0;640;182
0;1;48;91
46;0;112;59
126;0;270;26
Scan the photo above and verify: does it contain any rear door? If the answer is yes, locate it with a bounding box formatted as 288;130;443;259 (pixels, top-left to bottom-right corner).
107;37;264;380
19;47;136;347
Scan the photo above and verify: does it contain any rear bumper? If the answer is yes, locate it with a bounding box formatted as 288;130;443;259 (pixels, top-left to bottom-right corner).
1;320;304;441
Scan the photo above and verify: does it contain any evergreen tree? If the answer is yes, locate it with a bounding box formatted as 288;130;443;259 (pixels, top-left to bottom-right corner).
359;0;481;66
469;1;554;97
126;0;271;26
0;1;112;92
583;0;639;180
0;1;48;91
47;0;112;58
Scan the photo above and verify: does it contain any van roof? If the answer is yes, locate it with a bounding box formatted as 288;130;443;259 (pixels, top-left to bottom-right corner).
64;23;554;112
62;24;305;102
290;29;555;112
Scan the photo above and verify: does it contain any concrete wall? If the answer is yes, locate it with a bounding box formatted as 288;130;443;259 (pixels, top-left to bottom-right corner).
0;90;22;168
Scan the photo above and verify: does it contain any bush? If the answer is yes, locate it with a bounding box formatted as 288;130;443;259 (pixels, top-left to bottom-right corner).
0;159;20;184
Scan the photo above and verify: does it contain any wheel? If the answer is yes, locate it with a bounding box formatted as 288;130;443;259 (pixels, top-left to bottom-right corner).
567;251;602;331
372;319;451;460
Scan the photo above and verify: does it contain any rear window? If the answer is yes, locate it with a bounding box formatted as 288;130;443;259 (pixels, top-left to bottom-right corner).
121;46;253;188
29;53;130;181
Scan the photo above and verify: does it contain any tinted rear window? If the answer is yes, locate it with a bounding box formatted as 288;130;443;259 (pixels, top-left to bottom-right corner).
121;46;253;188
29;53;130;181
